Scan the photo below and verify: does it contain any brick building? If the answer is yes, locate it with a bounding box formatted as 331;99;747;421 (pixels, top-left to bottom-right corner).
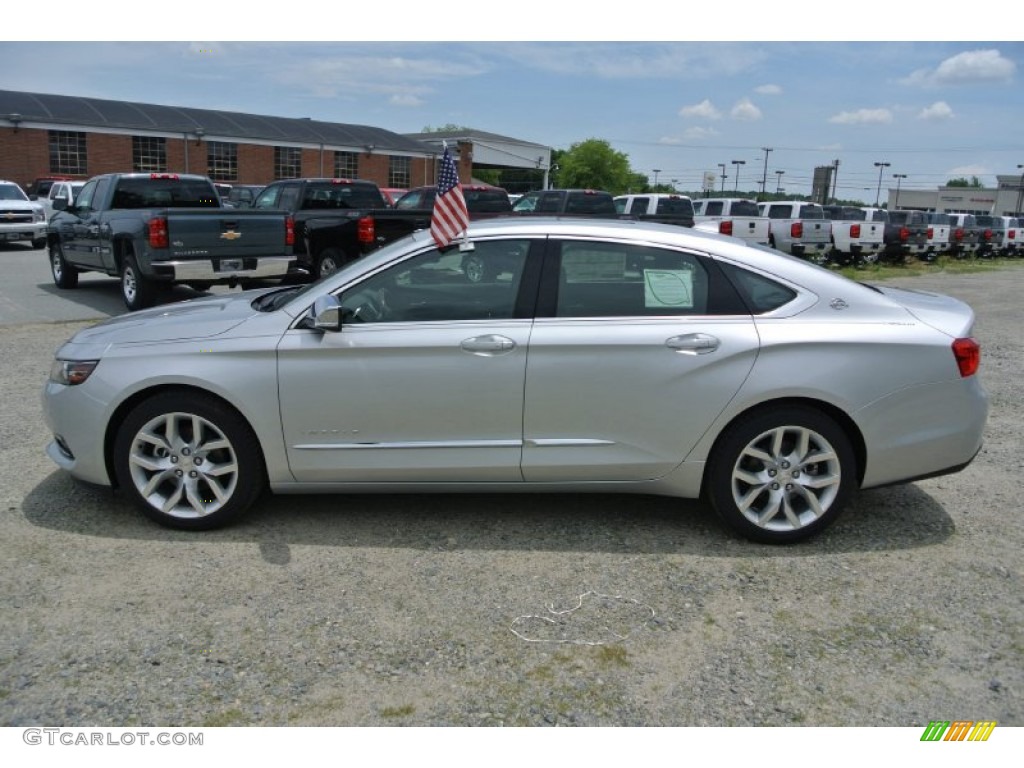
0;89;471;192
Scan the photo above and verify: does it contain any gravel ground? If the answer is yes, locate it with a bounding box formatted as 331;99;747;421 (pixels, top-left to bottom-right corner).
0;266;1021;728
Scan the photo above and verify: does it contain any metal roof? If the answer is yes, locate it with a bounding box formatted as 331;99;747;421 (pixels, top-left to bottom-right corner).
0;89;432;155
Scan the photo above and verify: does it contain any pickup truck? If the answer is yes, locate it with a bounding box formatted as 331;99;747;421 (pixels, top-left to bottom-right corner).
821;205;884;265
924;212;952;259
946;213;982;258
757;200;831;262
0;179;48;248
48;173;295;310
691;198;770;246
974;215;1006;257
998;216;1022;256
253;178;435;279
861;208;929;263
613;193;695;226
512;189;617;215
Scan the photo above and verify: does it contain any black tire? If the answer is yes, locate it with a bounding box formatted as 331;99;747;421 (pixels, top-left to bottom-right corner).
49;241;79;289
121;250;157;311
32;238;47;250
316;248;345;279
113;391;266;530
706;405;856;544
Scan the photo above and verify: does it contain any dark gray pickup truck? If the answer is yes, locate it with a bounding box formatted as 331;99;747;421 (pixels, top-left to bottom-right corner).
48;173;295;310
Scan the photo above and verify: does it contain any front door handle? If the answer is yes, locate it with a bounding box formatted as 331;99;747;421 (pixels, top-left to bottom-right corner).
666;333;720;355
461;334;517;356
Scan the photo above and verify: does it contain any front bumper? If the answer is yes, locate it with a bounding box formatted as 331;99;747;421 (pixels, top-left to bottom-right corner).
0;222;47;241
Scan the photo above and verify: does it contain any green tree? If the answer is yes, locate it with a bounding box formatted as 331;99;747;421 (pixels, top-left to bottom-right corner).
555;139;633;194
946;176;984;188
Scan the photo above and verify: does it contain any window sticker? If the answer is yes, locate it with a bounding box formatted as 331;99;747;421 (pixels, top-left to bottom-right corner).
644;269;693;308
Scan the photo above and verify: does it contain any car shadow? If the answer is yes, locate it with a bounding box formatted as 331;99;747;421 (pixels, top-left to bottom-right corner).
22;471;954;563
35;279;228;319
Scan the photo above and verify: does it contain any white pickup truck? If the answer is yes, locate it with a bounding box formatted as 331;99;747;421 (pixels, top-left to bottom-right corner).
692;198;770;246
821;205;885;265
925;212;952;259
757;200;832;262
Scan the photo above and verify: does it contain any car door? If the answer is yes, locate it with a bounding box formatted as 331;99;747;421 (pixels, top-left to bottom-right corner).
55;177;110;270
277;237;542;483
522;239;760;482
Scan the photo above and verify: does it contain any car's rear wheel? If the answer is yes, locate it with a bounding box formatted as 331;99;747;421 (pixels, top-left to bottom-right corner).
114;392;265;530
316;248;344;279
50;241;79;289
121;250;158;311
706;406;855;544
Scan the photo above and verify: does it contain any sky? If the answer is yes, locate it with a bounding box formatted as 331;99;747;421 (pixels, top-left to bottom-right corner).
4;11;1023;200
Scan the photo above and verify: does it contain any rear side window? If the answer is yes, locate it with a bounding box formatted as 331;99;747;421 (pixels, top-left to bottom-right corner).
717;261;798;314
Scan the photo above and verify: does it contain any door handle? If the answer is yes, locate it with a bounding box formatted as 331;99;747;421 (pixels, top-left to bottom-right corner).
461;335;517;356
666;333;720;355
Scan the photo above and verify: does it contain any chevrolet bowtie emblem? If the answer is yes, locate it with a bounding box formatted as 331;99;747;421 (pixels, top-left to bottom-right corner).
3;213;15;220
220;230;241;240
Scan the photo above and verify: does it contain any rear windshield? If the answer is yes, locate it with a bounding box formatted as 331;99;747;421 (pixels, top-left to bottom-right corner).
729;201;760;216
655;197;694;216
565;193;616;215
927;213;951;225
464;189;512;213
797;205;824;219
302;182;386;209
111;178;220;208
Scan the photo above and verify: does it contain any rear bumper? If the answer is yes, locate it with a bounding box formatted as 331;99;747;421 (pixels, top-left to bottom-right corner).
150;256;293;282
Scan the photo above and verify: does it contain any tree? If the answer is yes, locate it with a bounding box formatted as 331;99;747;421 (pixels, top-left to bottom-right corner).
555;139;633;194
946;176;984;188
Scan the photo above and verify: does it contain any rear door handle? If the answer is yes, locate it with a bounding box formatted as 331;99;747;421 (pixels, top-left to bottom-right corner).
666;333;720;355
461;334;517;356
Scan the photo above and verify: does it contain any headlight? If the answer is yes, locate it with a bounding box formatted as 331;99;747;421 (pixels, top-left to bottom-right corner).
34;209;45;222
49;359;99;386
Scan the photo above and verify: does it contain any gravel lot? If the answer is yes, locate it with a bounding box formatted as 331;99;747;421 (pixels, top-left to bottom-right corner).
0;262;1021;727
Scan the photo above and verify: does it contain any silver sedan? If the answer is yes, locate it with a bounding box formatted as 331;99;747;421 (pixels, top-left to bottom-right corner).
42;217;988;543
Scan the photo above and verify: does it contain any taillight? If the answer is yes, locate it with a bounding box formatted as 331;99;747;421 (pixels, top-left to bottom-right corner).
927;227;934;239
982;229;993;241
953;228;964;242
952;337;980;377
719;220;733;236
1009;230;1016;241
148;216;169;248
285;215;295;246
850;223;861;238
791;221;803;239
899;227;909;242
357;216;375;244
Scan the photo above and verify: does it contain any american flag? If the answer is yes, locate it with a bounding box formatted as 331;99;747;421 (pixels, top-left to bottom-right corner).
430;143;469;248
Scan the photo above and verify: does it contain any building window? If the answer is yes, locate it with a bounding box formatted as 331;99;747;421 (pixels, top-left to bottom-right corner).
132;136;167;173
389;156;411;188
207;142;238;182
334;151;359;179
274;146;302;180
48;131;87;175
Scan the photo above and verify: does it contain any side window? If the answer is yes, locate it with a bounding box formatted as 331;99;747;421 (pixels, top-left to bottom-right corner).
71;180;99;213
614;198;628;214
338;239;531;324
554;242;710;317
395;190;424;209
717;261;797;314
253;186;280;209
277;184;301;211
536;193;563;213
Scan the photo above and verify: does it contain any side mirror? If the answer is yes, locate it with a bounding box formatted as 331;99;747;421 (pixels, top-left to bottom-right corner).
53;198;68;212
312;294;342;332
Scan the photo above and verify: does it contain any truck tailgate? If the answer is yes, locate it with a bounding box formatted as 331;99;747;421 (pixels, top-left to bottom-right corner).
165;210;287;257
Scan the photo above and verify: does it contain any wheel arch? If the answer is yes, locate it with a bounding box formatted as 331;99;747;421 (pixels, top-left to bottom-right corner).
700;396;866;497
103;383;269;489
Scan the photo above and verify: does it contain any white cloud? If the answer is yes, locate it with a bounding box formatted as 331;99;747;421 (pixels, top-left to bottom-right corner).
828;108;893;125
389;93;424;107
730;98;762;121
755;84;782;95
683;126;720;140
679;99;721;120
902;49;1016;87
918;101;954;120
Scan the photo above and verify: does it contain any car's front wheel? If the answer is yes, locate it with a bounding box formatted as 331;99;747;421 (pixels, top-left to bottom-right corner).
113;392;266;530
706;406;856;544
50;241;79;289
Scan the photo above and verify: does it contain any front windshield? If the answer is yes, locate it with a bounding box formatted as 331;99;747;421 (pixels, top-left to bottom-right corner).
0;184;29;201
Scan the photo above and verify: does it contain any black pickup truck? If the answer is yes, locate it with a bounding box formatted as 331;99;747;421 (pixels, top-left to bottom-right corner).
48;173;295;310
253;178;440;280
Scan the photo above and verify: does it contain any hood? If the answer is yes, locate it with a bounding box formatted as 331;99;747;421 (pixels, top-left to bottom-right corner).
871;285;976;338
71;291;264;346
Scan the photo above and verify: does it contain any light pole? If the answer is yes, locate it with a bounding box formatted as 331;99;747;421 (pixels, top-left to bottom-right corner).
732;160;745;192
718;163;727;192
874;161;891;206
1016;164;1024;216
759;147;772;200
775;170;784;194
652;168;661;190
893;173;907;209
